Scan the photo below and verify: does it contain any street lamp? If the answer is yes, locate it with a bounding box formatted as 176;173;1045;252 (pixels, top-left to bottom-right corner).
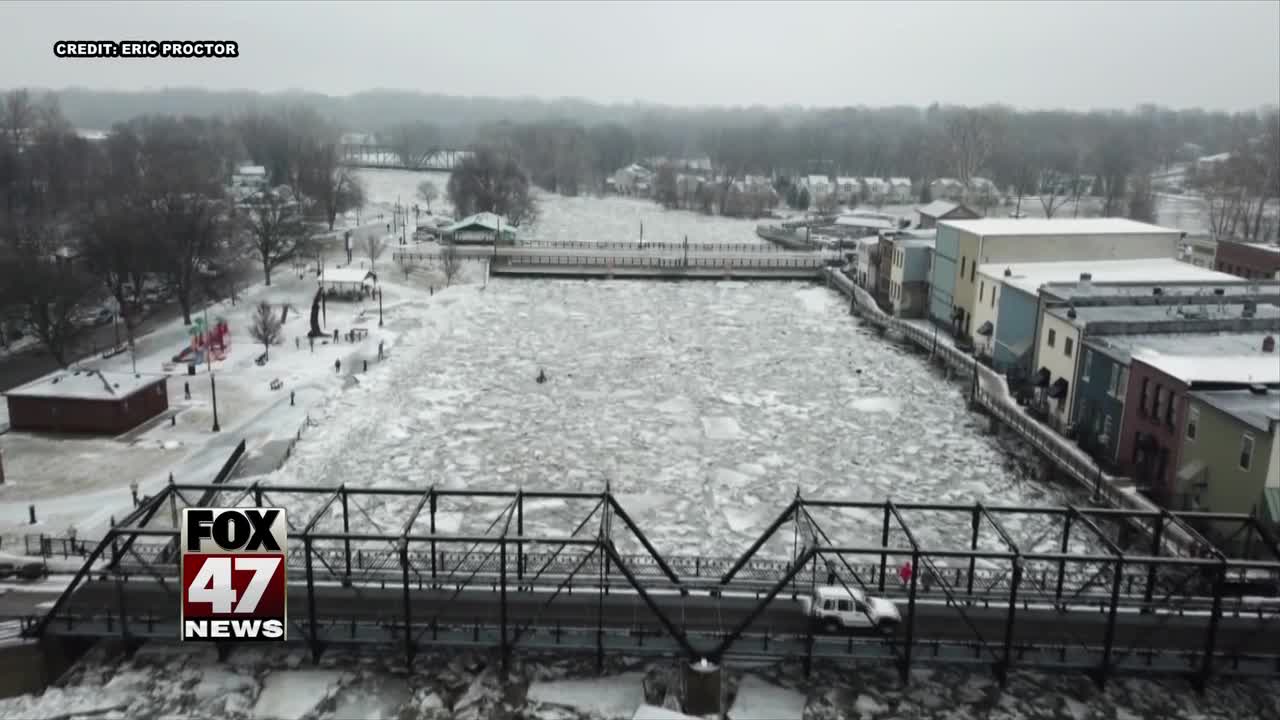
378;286;384;327
130;479;140;507
204;306;221;433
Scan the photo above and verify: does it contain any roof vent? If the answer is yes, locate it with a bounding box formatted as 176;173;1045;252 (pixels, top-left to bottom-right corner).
1152;287;1163;296
1213;287;1226;296
1249;384;1269;395
1003;267;1012;277
1264;335;1276;353
1067;307;1078;319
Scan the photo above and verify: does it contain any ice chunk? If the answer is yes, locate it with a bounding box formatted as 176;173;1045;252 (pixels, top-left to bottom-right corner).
851;397;901;413
526;672;647;719
702;416;742;440
251;670;344;720
728;675;806;720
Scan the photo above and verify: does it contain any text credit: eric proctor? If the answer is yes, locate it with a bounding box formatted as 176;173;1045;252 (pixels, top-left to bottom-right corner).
53;41;240;58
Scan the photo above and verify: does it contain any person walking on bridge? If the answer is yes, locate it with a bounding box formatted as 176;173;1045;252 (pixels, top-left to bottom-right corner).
898;560;914;586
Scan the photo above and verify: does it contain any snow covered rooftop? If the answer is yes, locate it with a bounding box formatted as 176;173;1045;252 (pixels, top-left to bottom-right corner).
1087;331;1278;365
235;165;267;176
1047;302;1280;328
1191;389;1280;433
1131;350;1280;385
319;268;376;285
6;370;165;401
897;238;936;250
1243;242;1280;254
918;200;961;218
446;212;512;233
942;217;1178;237
1040;279;1277;303
980;258;1238;296
835;215;897;230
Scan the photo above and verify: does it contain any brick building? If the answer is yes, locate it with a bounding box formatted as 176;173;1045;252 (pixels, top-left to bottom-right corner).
5;370;170;435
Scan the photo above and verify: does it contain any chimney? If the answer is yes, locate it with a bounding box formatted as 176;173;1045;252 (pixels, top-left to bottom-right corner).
1243;300;1257;318
1067;307;1078;319
1079;272;1093;291
1003;267;1012;277
1264;335;1276;353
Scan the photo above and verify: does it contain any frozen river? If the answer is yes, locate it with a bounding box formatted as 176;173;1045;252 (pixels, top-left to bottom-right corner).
267;279;1091;559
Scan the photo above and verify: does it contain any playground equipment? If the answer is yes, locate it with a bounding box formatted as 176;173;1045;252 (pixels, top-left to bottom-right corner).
172;316;231;365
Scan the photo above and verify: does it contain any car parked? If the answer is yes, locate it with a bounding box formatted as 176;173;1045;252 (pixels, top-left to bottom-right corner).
801;585;901;634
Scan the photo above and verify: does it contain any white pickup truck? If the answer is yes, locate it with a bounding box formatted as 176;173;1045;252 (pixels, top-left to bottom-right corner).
800;585;901;634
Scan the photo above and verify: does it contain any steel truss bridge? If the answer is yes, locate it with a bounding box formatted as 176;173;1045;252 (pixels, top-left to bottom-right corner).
28;481;1280;691
338;144;470;171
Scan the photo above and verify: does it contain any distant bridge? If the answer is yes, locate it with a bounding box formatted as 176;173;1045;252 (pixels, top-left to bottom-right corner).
339;144;470;171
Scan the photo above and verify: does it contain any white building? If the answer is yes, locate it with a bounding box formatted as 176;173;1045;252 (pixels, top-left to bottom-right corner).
887;177;913;204
231;165;269;199
805;175;833;202
930;178;965;202
612;164;654;196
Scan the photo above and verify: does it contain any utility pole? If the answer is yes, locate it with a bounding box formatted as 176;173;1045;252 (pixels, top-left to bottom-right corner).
205;306;220;432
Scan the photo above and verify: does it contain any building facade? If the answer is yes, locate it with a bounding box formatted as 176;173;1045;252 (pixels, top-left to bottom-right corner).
916;201;977;230
6;371;170;434
888;239;934;318
1176;389;1279;531
1216;240;1280;280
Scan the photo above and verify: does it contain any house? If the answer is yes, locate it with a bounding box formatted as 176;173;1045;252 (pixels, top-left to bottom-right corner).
964;177;1000;208
928;218;1184;340
445;213;517;245
860;178;889;205
888;236;935;318
916;200;978;230
834;177;860;203
4;370;169;434
887;177;913;204
970;258;1248;372
804;175;834;203
930;178;965;202
832;212;899;238
1215;240;1280;280
1118;336;1280;503
1030;301;1280;434
1176;387;1280;536
853;236;880;289
612;164;654;197
1079;330;1280;466
230;165;269;199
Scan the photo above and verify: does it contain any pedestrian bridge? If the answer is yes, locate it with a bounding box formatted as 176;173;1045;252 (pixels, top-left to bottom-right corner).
22;483;1280;689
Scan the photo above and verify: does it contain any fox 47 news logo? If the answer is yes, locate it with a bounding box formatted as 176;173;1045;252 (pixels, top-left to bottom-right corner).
181;508;287;641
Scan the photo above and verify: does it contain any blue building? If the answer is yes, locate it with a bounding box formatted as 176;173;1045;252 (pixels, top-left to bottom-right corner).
927;224;959;328
990;282;1039;374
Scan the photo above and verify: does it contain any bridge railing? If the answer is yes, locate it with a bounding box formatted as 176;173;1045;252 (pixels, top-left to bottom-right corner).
492;254;829;271
514;240;817;253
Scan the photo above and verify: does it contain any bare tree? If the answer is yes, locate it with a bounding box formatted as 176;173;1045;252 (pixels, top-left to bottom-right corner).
0;218;96;366
446;147;538;225
945;109;996;189
300;138;366;230
81;200;148;350
365;233;387;272
241;188;308;285
1127;173;1156;223
396;252;418;281
2;89;34;147
416;180;439;214
249;300;283;360
440;241;462;286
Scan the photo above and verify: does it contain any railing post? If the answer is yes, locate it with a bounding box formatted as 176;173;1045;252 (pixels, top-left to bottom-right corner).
967;506;980;598
500;538;509;676
1096;557;1124;688
516;491;524;587
340;488;352;586
112;532;130;644
879;503;891;593
900;548;920;686
401;543;414;670
429;493;437;584
998;558;1022;686
303;536;320;663
1055;513;1073;607
1142;515;1164;613
1196;562;1226;692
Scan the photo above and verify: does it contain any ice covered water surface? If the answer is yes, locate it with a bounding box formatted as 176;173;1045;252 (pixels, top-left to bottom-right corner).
272;280;1087;557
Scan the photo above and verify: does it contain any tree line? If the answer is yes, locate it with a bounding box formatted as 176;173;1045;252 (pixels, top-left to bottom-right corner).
0;90;367;365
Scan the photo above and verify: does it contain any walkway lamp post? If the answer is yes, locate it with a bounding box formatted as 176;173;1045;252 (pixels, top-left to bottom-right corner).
378;287;384;327
130;479;139;507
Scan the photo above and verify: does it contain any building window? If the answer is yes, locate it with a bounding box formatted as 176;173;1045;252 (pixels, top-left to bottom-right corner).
1155;385;1165;420
1164;391;1176;429
960;257;966;278
1103;414;1113;440
1240;434;1255;470
991;287;996;308
1047;329;1056;347
1108;364;1118;396
970;263;975;282
1186;405;1198;441
1083;351;1093;382
1140;378;1152;415
1064;337;1073;358
979;282;985;302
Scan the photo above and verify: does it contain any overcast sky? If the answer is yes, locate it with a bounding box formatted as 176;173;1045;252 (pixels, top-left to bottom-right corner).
2;0;1277;111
